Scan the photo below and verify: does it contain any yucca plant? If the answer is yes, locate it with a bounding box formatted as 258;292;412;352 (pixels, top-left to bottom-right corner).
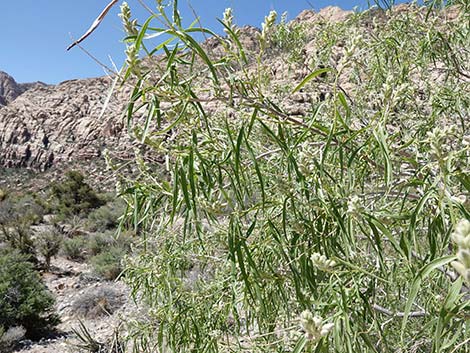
103;1;470;352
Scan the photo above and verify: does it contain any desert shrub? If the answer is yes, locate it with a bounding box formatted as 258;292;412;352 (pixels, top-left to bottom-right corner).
114;231;135;253
89;231;134;256
86;199;125;233
0;249;58;338
51;171;105;216
0;224;37;262
90;247;125;280
62;236;88;261
71;285;125;319
0;326;26;352
0;193;46;227
109;1;470;352
72;320;125;353
61;215;88;237
36;228;63;270
269;12;307;62
87;232;114;257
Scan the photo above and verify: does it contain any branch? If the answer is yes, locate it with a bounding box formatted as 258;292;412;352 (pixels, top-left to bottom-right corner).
67;0;119;51
372;304;426;318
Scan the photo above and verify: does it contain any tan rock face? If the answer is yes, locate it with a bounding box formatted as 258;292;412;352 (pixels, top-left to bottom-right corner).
0;71;25;105
0;76;129;170
0;71;46;106
294;7;352;24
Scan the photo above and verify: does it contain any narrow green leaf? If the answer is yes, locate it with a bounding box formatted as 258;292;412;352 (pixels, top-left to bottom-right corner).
292;68;333;93
373;126;392;187
216;19;248;64
166;30;219;85
401;255;456;340
135;16;155;53
292;335;307;353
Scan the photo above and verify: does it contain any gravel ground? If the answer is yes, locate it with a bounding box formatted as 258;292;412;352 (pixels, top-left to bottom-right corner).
13;257;136;353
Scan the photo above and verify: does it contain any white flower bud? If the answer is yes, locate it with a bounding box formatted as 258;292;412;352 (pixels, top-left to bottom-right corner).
451;219;470;285
320;322;335;336
311;252;336;271
299;310;334;343
455;219;470;238
457;249;470;269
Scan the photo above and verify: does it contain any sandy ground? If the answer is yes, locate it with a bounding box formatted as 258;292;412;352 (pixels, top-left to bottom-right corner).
13;257;136;353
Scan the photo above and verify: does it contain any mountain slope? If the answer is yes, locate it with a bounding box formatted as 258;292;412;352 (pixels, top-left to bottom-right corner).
0;76;131;170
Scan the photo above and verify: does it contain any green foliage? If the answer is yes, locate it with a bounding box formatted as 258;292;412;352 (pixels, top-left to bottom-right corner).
61;230;132;263
86;199;126;233
72;320;125;353
0;249;58;338
62;236;88;261
0;224;37;262
36;228;63;270
87;232;114;257
115;2;470;352
269;12;307;63
0;192;47;227
91;247;125;281
51;171;105;216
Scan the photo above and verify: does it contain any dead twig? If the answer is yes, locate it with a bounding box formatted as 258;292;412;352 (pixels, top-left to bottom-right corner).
372;304;426;318
67;0;119;51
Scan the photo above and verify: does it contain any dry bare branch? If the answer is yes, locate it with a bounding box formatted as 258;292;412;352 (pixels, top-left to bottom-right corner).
67;0;119;51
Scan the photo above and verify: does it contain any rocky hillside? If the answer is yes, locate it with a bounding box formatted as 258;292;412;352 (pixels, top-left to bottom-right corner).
0;75;132;171
0;71;46;106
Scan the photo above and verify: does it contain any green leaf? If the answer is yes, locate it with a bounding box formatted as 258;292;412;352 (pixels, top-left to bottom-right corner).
292;335;307;353
373;126;392;187
401;255;456;340
165;29;220;85
292;68;333;93
457;173;470;192
216;19;248;64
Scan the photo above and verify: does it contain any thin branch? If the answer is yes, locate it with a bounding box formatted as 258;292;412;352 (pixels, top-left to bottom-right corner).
372;304;426;318
74;43;118;76
186;1;209;41
67;0;119;51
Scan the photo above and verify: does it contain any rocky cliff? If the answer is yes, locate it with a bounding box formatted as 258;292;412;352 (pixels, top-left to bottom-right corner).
0;75;132;171
0;71;47;106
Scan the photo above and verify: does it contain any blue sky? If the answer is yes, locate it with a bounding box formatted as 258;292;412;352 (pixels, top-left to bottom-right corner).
1;0;400;84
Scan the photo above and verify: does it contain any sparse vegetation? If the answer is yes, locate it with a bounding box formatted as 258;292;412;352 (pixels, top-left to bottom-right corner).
91;247;125;281
0;168;128;348
86;199;126;233
0;192;47;227
71;285;125;319
62;236;88;261
36;227;63;270
0;223;37;262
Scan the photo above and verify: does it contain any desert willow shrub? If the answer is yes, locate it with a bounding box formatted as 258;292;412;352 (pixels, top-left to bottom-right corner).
113;1;470;352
